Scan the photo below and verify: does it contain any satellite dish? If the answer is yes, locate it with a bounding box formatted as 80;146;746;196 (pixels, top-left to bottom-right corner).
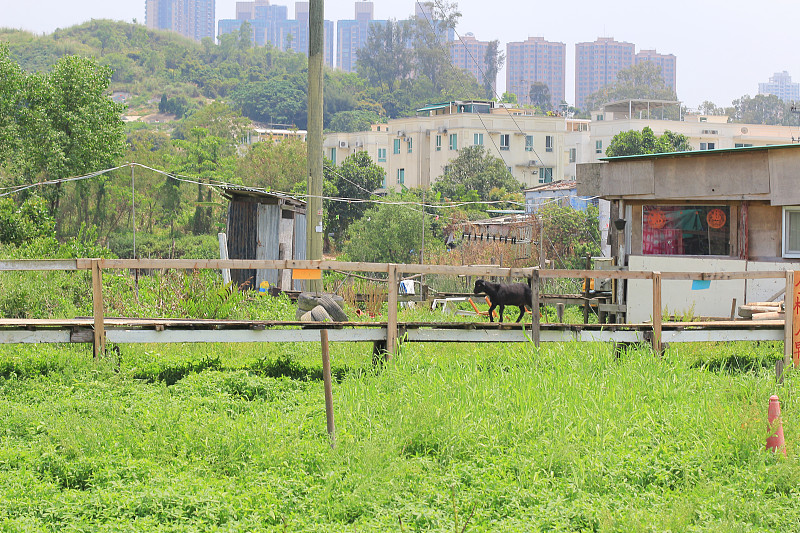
741;127;749;134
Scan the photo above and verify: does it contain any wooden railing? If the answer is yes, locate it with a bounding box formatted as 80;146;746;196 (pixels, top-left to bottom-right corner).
0;259;797;368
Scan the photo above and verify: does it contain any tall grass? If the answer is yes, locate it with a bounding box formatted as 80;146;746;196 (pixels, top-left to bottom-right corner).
0;338;796;531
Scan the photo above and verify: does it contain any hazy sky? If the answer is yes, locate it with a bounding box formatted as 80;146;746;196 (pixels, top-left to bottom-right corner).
3;0;798;108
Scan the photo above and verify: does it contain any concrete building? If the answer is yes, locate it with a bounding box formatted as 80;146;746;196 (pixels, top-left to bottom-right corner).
575;37;636;110
450;33;492;91
759;71;800;102
325;100;590;191
506;37;566;108
336;2;387;73
218;0;334;66
146;0;215;42
586;99;800;164
635;49;676;92
577;144;800;321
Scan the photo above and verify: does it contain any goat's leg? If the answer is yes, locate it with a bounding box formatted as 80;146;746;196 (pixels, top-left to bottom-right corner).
487;304;497;322
498;304;505;323
516;306;526;322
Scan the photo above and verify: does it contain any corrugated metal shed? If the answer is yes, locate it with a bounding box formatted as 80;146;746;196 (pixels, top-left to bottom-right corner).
221;187;307;290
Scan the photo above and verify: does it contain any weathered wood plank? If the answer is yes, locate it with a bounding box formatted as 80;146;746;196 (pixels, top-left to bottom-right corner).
386;263;398;357
652;271;662;354
91;260;105;358
0;260;79;271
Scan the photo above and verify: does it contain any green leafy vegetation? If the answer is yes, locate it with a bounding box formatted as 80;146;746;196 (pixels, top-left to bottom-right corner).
605;126;692;157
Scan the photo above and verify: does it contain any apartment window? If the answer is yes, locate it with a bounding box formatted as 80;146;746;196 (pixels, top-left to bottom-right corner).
474;133;484;146
381;175;386;187
642;205;730;256
407;138;413;153
397;168;405;185
569;148;577;163
500;134;510;151
525;135;534;152
545;135;553;152
699;142;716;150
735;143;753;148
539;167;553;184
595;140;603;154
329;148;336;164
377;148;387;162
393;139;401;154
449;133;458;151
436;135;442;151
783;207;800;258
595;114;604;121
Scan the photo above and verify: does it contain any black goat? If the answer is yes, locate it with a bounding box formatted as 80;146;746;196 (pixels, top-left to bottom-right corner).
473;279;532;323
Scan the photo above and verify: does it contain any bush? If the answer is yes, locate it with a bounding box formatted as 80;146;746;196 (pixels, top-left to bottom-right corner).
108;233;219;259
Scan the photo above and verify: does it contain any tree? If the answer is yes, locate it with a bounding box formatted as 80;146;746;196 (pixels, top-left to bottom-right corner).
356;20;412;92
410;1;461;93
324;151;385;242
482;40;504;99
327;110;381;133
582;62;677;112
729;94;792;125
0;47;126;223
528;82;551;111
499;91;518;104
432;145;523;202
343;192;434;264
605;126;692;157
236;137;307;192
231;78;307;127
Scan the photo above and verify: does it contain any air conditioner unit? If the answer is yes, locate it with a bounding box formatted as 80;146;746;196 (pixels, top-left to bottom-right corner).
354;140;363;147
338;140;348;148
437;126;447;134
397;130;406;137
528;160;539;167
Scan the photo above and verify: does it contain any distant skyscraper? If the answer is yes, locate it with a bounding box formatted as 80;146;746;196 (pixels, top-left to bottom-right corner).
759;71;800;102
575;37;635;110
146;0;215;42
337;1;387;72
505;37;566;108
450;33;493;91
635;49;676;92
218;0;334;67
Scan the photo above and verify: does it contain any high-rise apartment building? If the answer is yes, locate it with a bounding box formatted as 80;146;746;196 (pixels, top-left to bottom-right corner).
575;37;635;110
759;71;800;102
635;49;676;92
506;36;566;108
450;33;492;91
337;2;387;73
146;0;215;42
218;0;334;67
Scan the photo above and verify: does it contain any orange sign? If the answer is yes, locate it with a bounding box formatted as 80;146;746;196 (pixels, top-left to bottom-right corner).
292;269;322;280
706;208;727;229
793;272;800;367
647;209;667;229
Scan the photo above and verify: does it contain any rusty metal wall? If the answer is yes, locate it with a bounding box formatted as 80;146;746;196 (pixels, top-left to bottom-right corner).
256;203;281;288
227;201;257;288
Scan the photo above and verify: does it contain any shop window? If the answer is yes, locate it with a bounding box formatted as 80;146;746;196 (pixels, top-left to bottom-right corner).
642;205;730;256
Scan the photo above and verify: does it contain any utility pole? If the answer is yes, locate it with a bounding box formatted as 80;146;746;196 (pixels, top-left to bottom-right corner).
306;0;325;292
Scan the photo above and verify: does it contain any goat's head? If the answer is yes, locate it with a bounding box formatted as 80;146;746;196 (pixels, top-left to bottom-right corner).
473;279;488;294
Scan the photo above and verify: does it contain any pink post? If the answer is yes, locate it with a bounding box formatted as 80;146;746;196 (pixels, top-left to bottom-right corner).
766;395;787;455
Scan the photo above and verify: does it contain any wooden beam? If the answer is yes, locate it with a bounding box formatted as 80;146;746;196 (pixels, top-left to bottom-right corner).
531;269;540;346
386;263;399;358
91;260;105;359
652;271;662;355
0;260;79;271
320;329;336;448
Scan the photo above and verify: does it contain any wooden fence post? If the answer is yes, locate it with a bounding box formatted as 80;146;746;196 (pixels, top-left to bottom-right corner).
386;263;398;359
531;268;540;347
320;329;336;448
91;259;105;359
784;271;795;368
652;271;662;355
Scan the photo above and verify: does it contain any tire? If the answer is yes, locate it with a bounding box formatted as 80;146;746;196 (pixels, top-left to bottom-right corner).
295;308;306;320
310;305;332;322
300;310;314;322
297;292;344;312
317;294;348;322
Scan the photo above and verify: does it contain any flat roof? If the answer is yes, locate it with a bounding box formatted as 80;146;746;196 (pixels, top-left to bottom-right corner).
599;143;800;163
600;99;681;114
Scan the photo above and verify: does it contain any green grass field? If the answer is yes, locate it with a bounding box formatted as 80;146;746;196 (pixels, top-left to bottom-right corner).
1;337;798;532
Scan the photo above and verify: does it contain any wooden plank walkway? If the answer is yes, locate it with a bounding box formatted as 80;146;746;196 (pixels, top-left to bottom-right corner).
0;318;784;345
